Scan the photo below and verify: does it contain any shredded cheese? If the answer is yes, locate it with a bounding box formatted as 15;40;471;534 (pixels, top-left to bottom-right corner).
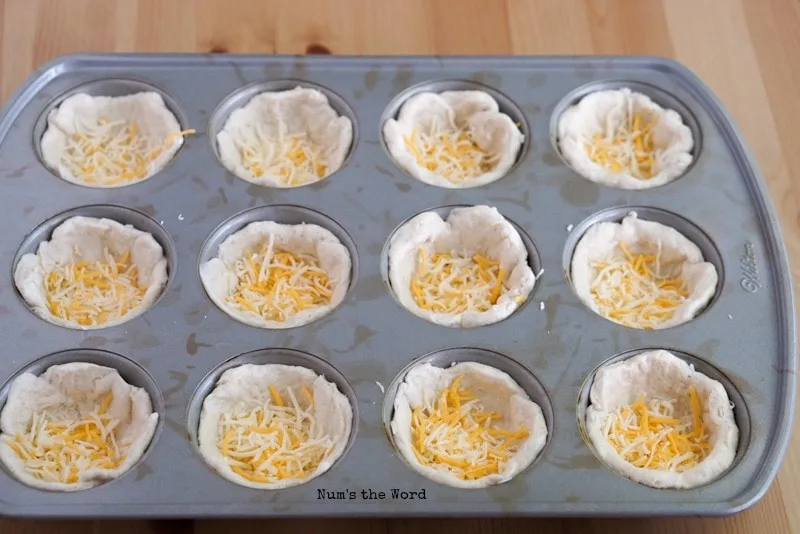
411;248;514;314
410;375;529;481
603;387;711;472
589;241;688;329
1;393;127;484
45;247;146;327
583;110;660;180
58;116;194;186
233;122;329;186
403;127;498;184
217;385;334;483
226;235;334;322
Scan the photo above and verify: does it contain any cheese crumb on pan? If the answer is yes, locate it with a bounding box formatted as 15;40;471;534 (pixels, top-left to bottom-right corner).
557;88;693;190
383;91;523;188
199;220;351;329
14;216;168;330
198;364;353;489
391;361;547;488
41;92;192;188
388;205;535;328
570;212;717;330
216;87;353;188
585;350;738;489
0;362;158;491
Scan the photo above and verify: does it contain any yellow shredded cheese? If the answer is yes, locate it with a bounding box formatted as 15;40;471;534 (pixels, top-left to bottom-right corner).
217;385;334;483
403;128;498;184
411;375;529;481
589;241;688;329
411;248;511;314
226;235;334;322
1;393;127;484
234;123;328;186
603;387;711;472
59;116;194;186
583;111;659;180
45;247;146;327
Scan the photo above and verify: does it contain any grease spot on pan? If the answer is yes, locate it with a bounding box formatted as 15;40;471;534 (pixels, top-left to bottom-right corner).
548;454;601;470
191;176;209;191
6;165;28;179
560;176;599;206
134;461;153;481
185;303;208;325
364;68;379;91
79;336;108;349
527;73;546;88
246;184;274;203
354;275;385;301
392;65;414;92
488;190;531;211
134;204;156;217
186;333;212;356
376;165;395;178
543;151;563;167
469;71;501;87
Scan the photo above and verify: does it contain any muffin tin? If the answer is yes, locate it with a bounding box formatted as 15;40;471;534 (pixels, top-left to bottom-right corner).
0;53;793;517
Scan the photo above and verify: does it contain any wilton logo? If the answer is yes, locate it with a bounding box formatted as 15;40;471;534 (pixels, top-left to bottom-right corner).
740;242;760;293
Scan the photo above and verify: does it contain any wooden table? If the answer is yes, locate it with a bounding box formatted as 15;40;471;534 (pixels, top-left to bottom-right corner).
0;0;797;532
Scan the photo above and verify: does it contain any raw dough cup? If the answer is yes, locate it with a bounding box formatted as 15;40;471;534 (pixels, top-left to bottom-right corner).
557;86;694;190
199;214;352;329
0;353;160;492
39;83;186;188
569;211;718;329
390;359;548;489
383;89;524;188
13;213;169;330
190;349;357;490
215;84;354;188
386;205;536;328
583;350;739;489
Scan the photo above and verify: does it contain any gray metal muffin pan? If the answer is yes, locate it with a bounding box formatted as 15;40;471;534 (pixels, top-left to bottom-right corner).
0;53;793;518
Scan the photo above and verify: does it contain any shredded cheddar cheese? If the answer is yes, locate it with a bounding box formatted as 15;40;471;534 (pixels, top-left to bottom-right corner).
233;123;328;186
590;241;688;329
583;111;659;180
410;375;529;481
218;385;334;483
59;116;194;186
603;387;711;472
411;248;515;314
45;247;146;327
1;393;127;484
403;128;498;184
226;235;334;322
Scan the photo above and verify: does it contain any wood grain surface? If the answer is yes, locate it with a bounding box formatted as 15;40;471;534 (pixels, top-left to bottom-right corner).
0;0;797;532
